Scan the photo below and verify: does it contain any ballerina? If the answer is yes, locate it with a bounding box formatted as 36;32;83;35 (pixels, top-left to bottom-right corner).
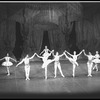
40;46;51;55
0;53;17;76
36;50;54;79
65;50;83;77
52;51;65;78
83;50;95;77
92;51;100;71
16;53;36;80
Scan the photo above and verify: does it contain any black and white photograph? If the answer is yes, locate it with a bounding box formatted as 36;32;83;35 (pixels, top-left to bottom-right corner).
0;0;100;99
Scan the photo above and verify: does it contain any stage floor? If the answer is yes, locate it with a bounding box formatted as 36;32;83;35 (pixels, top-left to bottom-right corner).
0;59;100;98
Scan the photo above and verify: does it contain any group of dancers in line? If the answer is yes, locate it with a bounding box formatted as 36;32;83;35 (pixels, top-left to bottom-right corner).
0;46;100;80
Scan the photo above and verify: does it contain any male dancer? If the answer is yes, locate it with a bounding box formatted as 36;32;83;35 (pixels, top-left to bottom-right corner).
16;53;36;80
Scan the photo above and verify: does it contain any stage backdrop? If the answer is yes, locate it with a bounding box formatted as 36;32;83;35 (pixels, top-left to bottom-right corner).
1;3;100;58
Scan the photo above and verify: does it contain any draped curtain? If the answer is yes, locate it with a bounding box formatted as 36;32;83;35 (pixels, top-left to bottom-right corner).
75;14;100;53
29;24;43;54
48;28;66;54
0;20;16;57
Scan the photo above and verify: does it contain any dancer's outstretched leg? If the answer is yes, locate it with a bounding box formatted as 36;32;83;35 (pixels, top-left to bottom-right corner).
7;66;10;76
58;63;65;77
95;64;98;71
93;64;98;72
43;59;54;79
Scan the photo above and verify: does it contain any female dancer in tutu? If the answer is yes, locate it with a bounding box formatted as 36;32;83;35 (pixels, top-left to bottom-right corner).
36;50;54;79
92;51;100;72
16;53;36;80
64;50;83;77
40;46;51;55
0;53;17;76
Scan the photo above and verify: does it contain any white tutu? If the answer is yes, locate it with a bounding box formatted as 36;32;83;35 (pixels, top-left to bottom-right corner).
42;59;53;68
2;61;13;66
92;59;100;63
69;58;78;66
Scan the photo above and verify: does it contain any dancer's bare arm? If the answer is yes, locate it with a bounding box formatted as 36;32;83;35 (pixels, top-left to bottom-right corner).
10;57;17;62
0;57;5;61
83;50;88;57
49;50;54;56
65;50;73;57
48;49;51;53
29;53;36;60
77;49;84;57
64;52;70;59
36;53;43;59
16;59;24;67
51;50;55;57
59;52;65;58
40;49;44;55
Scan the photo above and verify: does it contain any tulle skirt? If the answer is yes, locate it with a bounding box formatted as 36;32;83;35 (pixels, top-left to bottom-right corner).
42;59;53;68
92;59;100;63
2;61;13;67
68;58;78;66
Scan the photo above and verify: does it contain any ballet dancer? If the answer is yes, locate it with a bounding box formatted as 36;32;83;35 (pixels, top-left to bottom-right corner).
65;50;84;77
16;53;36;80
92;51;100;71
36;50;54;79
0;53;17;76
83;50;95;77
52;51;65;78
40;46;51;55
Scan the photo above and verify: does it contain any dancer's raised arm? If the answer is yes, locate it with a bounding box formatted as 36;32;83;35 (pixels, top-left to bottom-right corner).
29;53;36;60
16;59;24;67
10;57;17;62
83;50;88;57
48;49;51;53
51;50;55;57
65;51;73;57
59;52;65;58
64;52;70;60
50;50;54;55
0;57;5;61
40;49;45;55
77;49;84;57
35;53;43;59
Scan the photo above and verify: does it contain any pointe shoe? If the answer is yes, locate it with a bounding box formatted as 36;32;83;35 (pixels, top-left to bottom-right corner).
72;74;75;77
54;76;56;78
26;78;30;80
88;75;92;77
62;75;65;77
7;73;10;76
